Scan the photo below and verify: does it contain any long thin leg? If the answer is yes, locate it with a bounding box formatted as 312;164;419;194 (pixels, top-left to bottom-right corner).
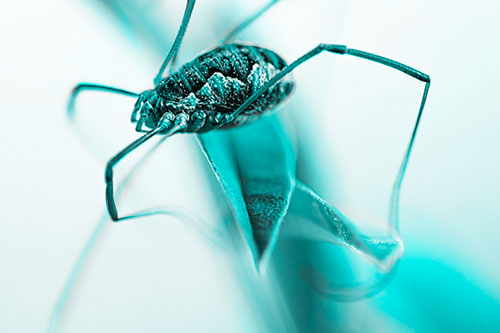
67;83;139;120
220;0;280;44
105;113;189;221
389;80;430;228
229;44;429;121
226;43;431;226
48;128;223;333
168;0;280;74
67;83;140;160
154;0;196;85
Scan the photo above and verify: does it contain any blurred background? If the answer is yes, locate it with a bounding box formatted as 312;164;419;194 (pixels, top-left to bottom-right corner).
1;0;499;331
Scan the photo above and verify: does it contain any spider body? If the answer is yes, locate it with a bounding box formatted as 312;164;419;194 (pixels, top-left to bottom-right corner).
67;0;430;222
133;44;294;133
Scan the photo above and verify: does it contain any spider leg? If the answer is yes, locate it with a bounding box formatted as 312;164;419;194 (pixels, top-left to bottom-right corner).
66;83;140;159
105;113;189;221
229;44;430;122
169;0;280;73
228;43;431;227
154;0;196;85
48;127;168;333
220;0;280;44
49;113;216;333
67;83;139;120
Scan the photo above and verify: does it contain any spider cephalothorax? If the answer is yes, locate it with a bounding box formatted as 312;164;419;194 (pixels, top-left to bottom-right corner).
132;44;294;134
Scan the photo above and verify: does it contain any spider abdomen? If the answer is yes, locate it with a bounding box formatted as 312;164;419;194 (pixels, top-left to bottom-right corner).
156;43;294;132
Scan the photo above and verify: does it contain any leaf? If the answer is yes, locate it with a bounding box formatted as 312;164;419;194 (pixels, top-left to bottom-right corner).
286;181;404;272
198;114;296;266
268;181;405;302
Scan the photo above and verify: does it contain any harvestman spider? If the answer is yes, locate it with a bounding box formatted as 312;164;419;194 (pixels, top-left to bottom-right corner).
67;0;430;223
